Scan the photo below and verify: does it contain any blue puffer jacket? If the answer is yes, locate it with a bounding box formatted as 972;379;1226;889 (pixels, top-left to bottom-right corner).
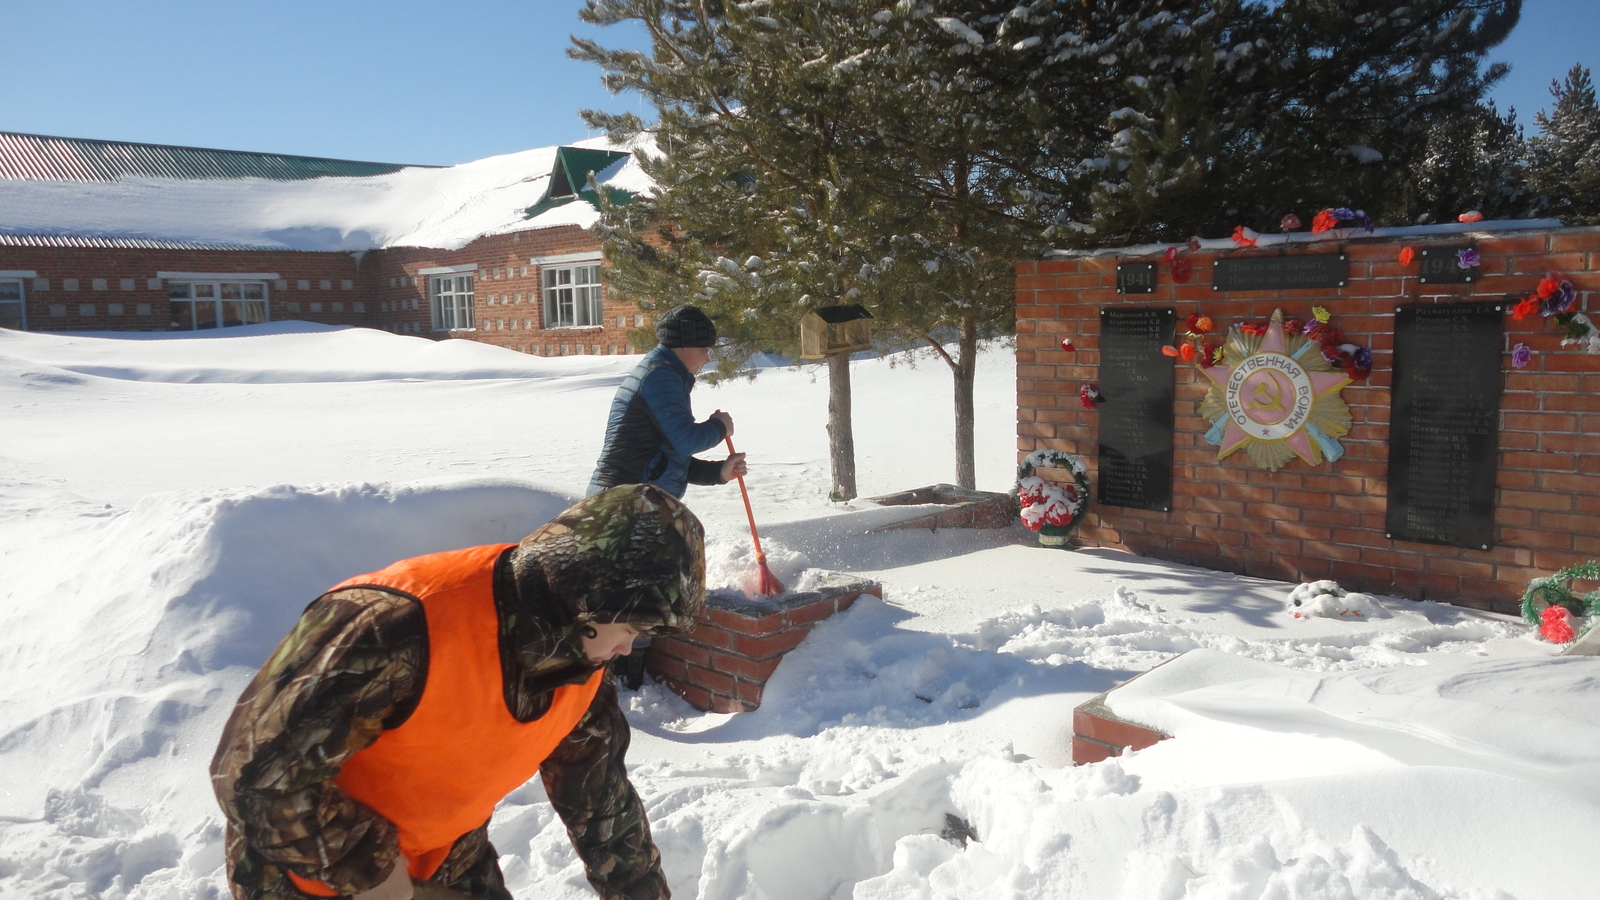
588;345;728;499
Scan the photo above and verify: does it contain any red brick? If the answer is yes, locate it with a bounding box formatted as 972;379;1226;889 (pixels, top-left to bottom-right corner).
1073;708;1167;750
683;664;736;695
734;628;811;660
1072;736;1119;766
708;606;782;635
712;652;783;682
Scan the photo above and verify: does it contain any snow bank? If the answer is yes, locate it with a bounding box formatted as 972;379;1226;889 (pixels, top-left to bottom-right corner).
1;324;1591;900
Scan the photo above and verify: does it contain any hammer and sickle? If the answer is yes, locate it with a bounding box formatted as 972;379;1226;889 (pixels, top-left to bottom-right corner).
1249;376;1284;412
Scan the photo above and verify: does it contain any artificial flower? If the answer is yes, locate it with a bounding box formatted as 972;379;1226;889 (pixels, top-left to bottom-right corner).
1511;343;1532;369
1179;342;1196;362
1161;345;1180;357
1059;337;1076;352
1541;605;1577;644
1312;306;1332;324
1456;248;1480;269
1187;236;1203;252
1171;257;1193;283
1183;313;1214;335
1311;209;1339;233
1398;246;1416;266
1197;342;1219;368
1458;210;1484;223
1512;293;1542;320
1078;383;1103;408
1239;321;1268;336
1281;213;1302;232
1536;276;1559;300
1232;225;1259;247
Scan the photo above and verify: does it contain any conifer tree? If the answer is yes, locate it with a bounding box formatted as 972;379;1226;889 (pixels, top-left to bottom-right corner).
1528;65;1600;224
1406;100;1530;223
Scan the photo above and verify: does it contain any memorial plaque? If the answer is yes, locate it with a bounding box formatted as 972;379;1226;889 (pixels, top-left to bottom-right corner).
1117;262;1157;294
1385;302;1504;549
1097;307;1175;511
1417;246;1479;284
1213;254;1348;292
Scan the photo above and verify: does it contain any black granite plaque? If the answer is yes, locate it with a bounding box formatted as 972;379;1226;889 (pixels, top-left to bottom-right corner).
1417;246;1479;284
1213;254;1348;292
1385;302;1504;549
1117;262;1157;294
1097;307;1175;511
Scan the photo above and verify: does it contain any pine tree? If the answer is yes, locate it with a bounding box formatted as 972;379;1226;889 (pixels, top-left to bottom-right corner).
1528;65;1600;224
1001;0;1524;243
1406;100;1530;223
572;0;1059;494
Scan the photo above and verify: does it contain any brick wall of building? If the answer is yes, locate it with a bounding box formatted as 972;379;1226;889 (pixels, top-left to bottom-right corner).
1;224;652;355
1014;225;1600;615
0;245;364;332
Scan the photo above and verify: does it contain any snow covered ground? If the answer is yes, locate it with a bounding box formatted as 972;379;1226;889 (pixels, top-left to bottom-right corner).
0;324;1592;899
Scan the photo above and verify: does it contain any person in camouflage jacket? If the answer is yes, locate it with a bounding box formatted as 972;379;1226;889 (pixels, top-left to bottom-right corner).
210;484;705;900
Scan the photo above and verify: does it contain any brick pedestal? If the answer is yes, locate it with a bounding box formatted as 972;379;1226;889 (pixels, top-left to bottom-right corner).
646;575;882;713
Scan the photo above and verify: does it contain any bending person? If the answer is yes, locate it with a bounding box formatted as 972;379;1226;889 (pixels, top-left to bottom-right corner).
211;484;702;900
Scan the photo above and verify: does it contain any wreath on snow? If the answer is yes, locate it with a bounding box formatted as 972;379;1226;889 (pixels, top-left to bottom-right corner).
1520;560;1600;644
1013;449;1091;538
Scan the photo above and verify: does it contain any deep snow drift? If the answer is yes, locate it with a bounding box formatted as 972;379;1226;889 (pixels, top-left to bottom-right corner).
0;325;1591;899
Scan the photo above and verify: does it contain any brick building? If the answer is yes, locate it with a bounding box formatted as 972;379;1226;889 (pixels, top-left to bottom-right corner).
0;132;651;355
1014;221;1600;615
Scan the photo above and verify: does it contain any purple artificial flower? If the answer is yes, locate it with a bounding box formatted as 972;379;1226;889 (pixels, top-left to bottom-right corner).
1511;343;1532;369
1456;247;1480;269
1332;207;1356;220
1555;279;1578;312
1352;345;1373;371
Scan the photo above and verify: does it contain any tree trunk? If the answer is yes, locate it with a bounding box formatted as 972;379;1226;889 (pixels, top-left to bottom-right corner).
952;312;979;490
826;349;857;500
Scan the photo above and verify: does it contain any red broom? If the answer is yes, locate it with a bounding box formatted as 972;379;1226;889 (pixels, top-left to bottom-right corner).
725;435;785;596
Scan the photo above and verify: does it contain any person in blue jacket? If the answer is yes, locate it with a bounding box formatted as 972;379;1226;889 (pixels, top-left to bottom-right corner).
589;305;747;500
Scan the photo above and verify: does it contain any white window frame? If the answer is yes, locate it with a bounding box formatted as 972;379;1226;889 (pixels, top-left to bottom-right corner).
0;270;32;330
541;260;604;329
428;273;476;331
165;279;271;330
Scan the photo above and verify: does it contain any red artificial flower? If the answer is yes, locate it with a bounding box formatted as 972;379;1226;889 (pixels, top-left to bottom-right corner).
1398;246;1416;266
1179;342;1196;362
1171;258;1193;283
1187;236;1203;252
1283;318;1303;336
1541;605;1577;643
1060;337;1076;352
1512;293;1542;320
1311;209;1339;234
1537;276;1559;300
1197;342;1219;368
1458;210;1484;223
1193;314;1214;334
1239;322;1268;336
1161;345;1180;357
1232;225;1259;248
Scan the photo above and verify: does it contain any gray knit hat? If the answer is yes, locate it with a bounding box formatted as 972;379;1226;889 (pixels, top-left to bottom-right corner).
654;305;717;348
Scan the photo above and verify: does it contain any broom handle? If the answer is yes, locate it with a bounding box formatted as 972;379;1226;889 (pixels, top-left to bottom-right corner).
724;435;767;563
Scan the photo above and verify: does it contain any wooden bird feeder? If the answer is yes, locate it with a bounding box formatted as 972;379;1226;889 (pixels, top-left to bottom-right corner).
799;304;874;359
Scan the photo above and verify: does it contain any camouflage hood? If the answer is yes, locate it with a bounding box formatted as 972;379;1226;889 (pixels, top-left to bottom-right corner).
511;484;705;635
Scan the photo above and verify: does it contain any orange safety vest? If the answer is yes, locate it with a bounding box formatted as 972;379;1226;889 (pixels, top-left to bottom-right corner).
287;544;604;897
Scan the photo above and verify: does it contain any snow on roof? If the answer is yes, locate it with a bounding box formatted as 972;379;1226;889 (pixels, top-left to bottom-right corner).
0;134;654;252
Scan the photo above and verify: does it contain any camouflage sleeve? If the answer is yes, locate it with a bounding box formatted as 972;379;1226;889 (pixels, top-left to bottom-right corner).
210;587;426;898
541;676;669;900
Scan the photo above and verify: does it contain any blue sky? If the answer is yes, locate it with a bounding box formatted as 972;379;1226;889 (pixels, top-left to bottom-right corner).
1;0;1595;166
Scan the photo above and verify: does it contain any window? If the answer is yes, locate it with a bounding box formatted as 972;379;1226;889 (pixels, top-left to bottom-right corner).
542;263;602;328
167;280;269;330
430;274;475;330
0;278;25;330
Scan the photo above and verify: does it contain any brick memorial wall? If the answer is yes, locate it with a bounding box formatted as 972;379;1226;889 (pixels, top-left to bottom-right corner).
1014;224;1600;615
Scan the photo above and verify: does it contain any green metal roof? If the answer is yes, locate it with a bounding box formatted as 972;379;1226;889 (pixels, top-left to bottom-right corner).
0;131;424;182
524;146;634;220
812;304;874;323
